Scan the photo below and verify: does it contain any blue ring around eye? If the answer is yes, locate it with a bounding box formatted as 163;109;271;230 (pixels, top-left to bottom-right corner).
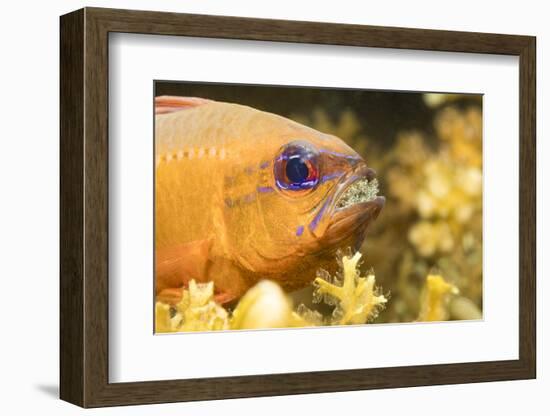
274;141;320;191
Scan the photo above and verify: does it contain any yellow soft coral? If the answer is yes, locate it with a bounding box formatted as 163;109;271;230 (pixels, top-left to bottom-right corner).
291;101;482;324
408;220;454;257
231;280;293;329
175;280;229;331
155;280;229;333
312;252;387;325
155;301;180;333
156;252;387;332
417;274;459;322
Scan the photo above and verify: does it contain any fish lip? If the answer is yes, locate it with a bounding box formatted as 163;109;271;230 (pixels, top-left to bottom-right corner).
320;196;384;248
329;196;385;229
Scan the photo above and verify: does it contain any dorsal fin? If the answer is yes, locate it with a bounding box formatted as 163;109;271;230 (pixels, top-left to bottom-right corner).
155;95;212;115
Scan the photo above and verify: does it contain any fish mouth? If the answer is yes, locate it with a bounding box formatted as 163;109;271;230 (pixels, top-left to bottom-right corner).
335;174;380;211
333;165;384;212
325;166;385;240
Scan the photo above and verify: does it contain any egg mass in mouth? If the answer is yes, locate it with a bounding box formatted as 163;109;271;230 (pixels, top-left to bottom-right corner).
335;178;379;210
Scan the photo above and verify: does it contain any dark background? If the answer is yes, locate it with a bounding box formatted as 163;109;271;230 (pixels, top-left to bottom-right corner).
155;81;440;147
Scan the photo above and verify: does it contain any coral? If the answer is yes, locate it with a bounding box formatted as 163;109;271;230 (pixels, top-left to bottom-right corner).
296;101;483;323
155;301;180;333
231;280;294;329
292;304;324;327
417;274;459;322
449;295;482;321
408;220;454;257
156;251;387;332
175;280;229;331
155;280;229;333
307;252;387;325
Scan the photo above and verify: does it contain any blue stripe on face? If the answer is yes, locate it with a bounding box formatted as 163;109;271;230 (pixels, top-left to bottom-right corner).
296;225;304;236
318;149;362;162
257;186;274;193
320;172;342;184
309;197;331;233
259;161;270;169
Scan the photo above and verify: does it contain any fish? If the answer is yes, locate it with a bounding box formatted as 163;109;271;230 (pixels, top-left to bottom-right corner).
155;95;385;305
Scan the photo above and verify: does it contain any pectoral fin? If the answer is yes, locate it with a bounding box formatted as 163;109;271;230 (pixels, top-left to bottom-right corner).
156;287;185;305
155;239;212;303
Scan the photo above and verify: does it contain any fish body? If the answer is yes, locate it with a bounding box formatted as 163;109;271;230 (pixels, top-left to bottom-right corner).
155;96;384;304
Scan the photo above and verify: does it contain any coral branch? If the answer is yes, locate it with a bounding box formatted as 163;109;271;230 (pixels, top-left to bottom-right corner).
417;274;459;322
155;252;387;332
312;252;387;325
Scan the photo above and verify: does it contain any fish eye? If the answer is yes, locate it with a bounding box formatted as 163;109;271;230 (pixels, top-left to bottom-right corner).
274;141;320;192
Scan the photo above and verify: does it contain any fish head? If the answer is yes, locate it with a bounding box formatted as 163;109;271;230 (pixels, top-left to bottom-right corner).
231;116;384;289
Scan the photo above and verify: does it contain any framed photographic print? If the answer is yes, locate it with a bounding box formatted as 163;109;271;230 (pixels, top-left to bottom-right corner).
60;7;536;408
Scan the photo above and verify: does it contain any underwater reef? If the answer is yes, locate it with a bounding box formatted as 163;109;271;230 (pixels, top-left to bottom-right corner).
155;92;483;332
156;251;460;332
291;94;483;324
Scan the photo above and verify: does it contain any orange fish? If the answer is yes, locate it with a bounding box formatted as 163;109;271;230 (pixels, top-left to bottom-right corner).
155;96;384;304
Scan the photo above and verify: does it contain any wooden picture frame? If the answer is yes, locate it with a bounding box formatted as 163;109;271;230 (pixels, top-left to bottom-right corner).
60;7;536;408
